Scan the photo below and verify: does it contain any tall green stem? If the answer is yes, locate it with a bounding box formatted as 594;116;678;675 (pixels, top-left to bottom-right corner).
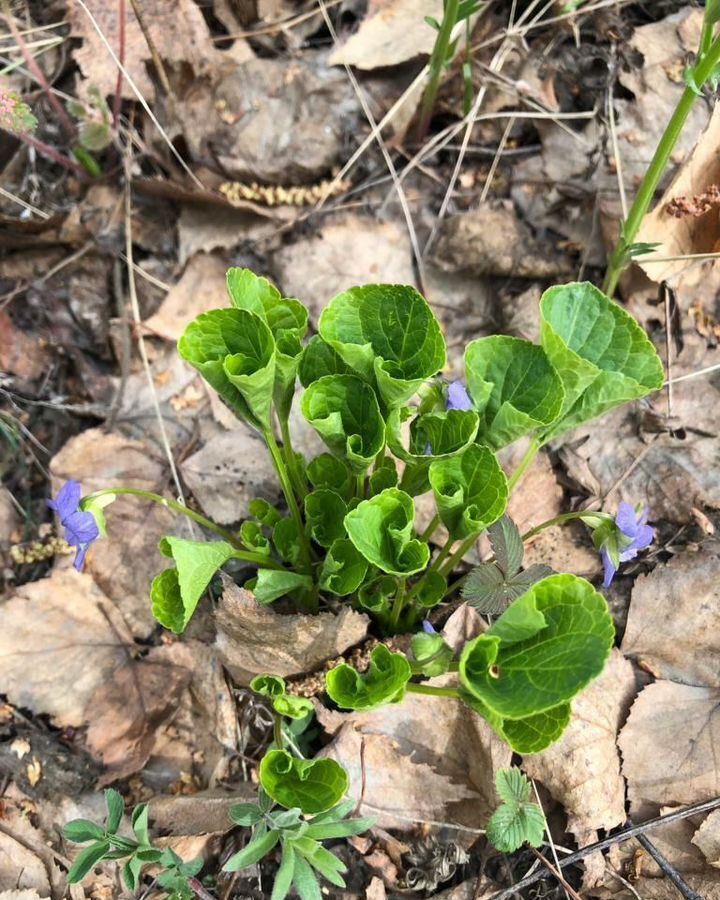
389;578;407;631
603;30;720;296
521;510;610;543
279;417;307;501
419;514;441;543
507;437;540;494
416;0;461;140
264;430;313;575
406;683;460;699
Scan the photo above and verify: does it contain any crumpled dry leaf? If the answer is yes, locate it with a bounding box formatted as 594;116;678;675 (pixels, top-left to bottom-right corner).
0;310;52;383
177;203;279;266
621;543;720;687
523;650;637;877
317;673;511;833
594;872;720;899
693;808;720;867
0;569;133;726
319;723;481;831
328;0;443;70
0;893;50;900
85;644;192;784
151;785;255;835
50;428;177;637
216;582;369;683
274;213;416;321
144;253;230;341
619;680;720;819
179;426;281;525
68;0;251;101
0;796;63;898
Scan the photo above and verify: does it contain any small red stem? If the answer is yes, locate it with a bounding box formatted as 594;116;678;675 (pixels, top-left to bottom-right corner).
6;128;86;176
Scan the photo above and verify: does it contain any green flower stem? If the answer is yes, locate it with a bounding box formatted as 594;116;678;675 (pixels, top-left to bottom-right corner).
603;29;720;296
279;417;308;501
419;514;441;543
406;683;460;700
507;437;540;493
389;578;407;631
438;532;478;578
273;714;284;750
405;534;455;604
415;0;461;140
521;510;609;543
356;473;366;500
264;429;313;576
83;487;282;567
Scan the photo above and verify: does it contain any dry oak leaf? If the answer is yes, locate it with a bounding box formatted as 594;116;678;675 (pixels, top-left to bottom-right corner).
50;428;176;638
0;569;133;727
619;680;720;820
328;0;443;70
319;723;477;831
524;650;637;836
215;582;369;684
621;542;720;687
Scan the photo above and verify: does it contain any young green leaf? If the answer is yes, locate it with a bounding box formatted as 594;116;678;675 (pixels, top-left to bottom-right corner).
122;855;144;893
410;631;453;677
318;538;368;596
318;283;446;407
153;537;237;633
461;690;572;754
67;840;111;882
388;409;479;463
131;803;151;846
229;803;263;827
299;335;350;387
539;282;664;439
259;749;349;815
459;574;614;720
306;453;353;496
240;520;272;556
326;644;412;710
368;458;399;495
461;562;553;615
273;694;314;720
253;569;313;604
487;768;546;853
464;336;564;448
273;517;302;566
415;568;447;609
301;374;385;473
63;819;106;843
301;842;347;887
271;840;297;900
304;490;347;548
428;444;508;539
344;487;429;576
250;674;287;698
104;788;125;834
249;498;282;527
292;852;323;900
224;828;281;871
488;515;524;578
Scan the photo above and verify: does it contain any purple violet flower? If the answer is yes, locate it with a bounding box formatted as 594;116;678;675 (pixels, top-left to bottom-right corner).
601;502;654;588
422;619;437;634
446;380;473;412
48;480;99;571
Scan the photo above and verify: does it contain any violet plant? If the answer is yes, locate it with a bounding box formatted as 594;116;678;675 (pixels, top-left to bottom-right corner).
60;271;663;896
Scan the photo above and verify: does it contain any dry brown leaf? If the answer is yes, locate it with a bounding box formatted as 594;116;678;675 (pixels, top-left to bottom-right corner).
523;650;637;843
0;310;51;383
693;808;720;867
621;543;720;687
317;674;511;832
150;785;255;835
144;254;229;341
619;680;720;819
85;644;192;783
319;724;478;830
68;0;250;101
50;428;177;637
179;426;281;525
365;877;387;900
215;582;369;683
177;204;279;266
0;488;21;545
0;569;133;726
0;797;63;898
328;0;442;70
441;603;484;653
595;872;720;899
274;214;416;321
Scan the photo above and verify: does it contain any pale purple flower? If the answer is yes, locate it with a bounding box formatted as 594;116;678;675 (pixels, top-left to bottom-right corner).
422;619;437;634
601;502;654;588
446;380;473;411
48;480;99;571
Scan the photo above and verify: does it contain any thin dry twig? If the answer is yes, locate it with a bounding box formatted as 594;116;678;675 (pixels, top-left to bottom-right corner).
634;832;703;900
529;848;583;900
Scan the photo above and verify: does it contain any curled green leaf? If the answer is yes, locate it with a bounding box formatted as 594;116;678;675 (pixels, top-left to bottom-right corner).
326;644;412;711
259;749;348;814
319;538;368;596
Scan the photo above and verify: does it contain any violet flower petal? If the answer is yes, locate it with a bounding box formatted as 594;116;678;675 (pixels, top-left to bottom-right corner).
446;380;473;412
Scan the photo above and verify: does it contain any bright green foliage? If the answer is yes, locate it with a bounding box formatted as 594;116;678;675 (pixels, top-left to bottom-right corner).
344;488;429;576
325;644;412;710
539;282;664;439
251;674;314;720
304;490;347;548
299;335;350;387
259;750;349;814
428;443;508;539
64;789;201;894
301;375;385;473
410;631;453;677
487;768;546;853
318;284;446;407
465;335;565;448
319;539;368;595
253;569;313;604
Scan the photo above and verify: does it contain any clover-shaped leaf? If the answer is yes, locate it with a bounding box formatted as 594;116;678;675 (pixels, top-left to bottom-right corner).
325;644;412;710
319;539;368;596
464;336;564;448
459;574;614;721
179;308;276;430
318;284;446;407
428;444;508;540
151;537;237;633
301;374;385;474
539;282;664;439
343;487;429;576
259;749;348;814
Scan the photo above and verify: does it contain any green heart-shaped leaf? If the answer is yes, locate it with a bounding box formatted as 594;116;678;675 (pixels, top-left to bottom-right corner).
273;694;314;720
539;282;664;439
259;749;348;814
428;443;508;539
318;284;446;407
304;490;347;548
179;308;276;430
464;336;564;448
343;487;429;576
460;690;571;753
319;538;368;596
301;374;385;474
326;644;412;710
307;453;353;497
459;574;614;720
253;569;313;604
299;335;350;387
151;537;237;633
